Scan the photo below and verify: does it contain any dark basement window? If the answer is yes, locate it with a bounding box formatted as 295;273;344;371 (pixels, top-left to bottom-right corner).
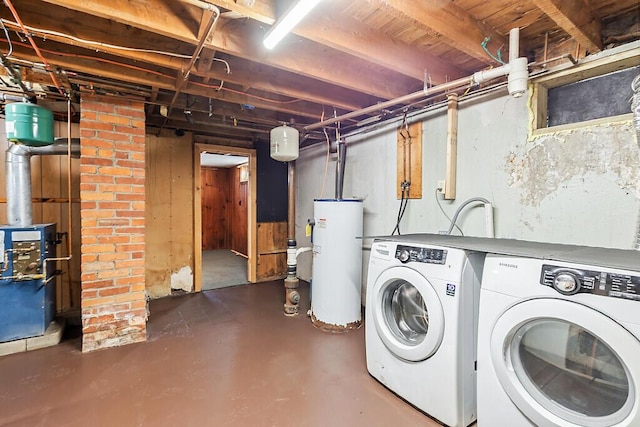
547;65;639;127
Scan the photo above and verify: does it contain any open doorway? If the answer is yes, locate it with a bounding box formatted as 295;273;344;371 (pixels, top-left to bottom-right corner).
193;144;257;291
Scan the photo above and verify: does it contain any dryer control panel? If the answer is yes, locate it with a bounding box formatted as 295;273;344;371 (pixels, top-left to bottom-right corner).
395;245;447;264
540;264;640;301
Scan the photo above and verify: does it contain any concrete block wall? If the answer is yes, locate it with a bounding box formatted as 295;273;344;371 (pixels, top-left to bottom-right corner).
79;95;147;352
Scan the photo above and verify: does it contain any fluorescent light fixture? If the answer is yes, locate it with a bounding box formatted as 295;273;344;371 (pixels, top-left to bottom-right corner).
263;0;322;49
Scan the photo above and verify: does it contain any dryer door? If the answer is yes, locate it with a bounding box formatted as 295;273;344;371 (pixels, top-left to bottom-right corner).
371;266;444;362
490;298;640;427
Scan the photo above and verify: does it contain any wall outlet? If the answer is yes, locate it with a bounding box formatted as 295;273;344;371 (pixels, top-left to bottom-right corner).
437;180;446;194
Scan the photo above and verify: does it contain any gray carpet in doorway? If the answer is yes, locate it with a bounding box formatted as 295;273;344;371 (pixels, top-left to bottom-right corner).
201;249;248;290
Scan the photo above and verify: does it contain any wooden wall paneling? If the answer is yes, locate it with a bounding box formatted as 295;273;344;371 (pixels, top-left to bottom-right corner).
169;135;194;285
31;155;43;224
194;143;257;288
145;134;173;298
231;165;248;255
256;221;287;281
145;132;195;298
201;167;231;250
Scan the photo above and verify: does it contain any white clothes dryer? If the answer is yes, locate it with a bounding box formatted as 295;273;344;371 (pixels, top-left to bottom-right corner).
366;238;485;427
477;253;640;427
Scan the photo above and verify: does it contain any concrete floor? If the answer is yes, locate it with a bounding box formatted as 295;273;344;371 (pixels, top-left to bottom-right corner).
0;281;440;427
201;249;248;291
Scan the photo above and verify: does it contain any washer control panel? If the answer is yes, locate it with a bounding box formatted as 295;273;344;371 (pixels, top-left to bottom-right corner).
395;245;447;264
540;264;640;301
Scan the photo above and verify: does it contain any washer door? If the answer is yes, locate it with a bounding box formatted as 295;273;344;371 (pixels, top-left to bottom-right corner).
491;298;640;427
371;266;444;362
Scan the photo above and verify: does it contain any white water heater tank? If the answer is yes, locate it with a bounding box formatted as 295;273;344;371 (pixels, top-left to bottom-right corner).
270;124;299;162
311;199;363;331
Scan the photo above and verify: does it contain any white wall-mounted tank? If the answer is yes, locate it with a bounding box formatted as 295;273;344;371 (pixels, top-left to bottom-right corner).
270;124;299;162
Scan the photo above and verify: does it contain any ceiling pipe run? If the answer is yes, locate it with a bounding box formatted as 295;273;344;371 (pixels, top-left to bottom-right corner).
4;0;65;95
305;28;528;132
158;0;221;133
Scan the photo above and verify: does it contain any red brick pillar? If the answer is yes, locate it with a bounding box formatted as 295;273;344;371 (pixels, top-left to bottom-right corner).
79;95;147;352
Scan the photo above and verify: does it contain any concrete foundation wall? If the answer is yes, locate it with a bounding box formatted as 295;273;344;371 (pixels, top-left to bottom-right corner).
295;90;640;284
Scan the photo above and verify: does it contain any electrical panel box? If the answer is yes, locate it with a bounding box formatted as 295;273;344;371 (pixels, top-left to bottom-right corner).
0;224;57;342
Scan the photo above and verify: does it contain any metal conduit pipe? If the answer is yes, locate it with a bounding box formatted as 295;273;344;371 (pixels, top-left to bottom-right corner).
632;74;640;251
284;161;300;315
6;138;80;227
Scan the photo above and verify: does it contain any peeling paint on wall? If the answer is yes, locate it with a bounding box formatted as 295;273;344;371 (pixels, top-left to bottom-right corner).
171;266;194;293
506;122;639;206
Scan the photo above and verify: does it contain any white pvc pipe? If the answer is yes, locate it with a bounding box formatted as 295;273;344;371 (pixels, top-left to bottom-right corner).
509;28;520;62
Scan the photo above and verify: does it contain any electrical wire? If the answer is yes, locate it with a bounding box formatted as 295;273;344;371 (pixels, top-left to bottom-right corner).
3;0;64;94
2;39;303;106
2;19;193;59
391;188;409;235
0;20;13;57
3;18;236;75
435;188;464;236
481;36;505;65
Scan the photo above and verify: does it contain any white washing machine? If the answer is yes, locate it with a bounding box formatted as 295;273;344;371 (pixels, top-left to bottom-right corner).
366;238;485;427
478;253;640;427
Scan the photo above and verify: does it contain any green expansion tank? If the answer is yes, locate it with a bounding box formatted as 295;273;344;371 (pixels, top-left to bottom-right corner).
5;102;54;146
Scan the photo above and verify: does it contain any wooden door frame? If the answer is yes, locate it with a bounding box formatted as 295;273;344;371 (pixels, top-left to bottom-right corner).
194;143;257;291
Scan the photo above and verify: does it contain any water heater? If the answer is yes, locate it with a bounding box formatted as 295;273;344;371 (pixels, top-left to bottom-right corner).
310;199;363;331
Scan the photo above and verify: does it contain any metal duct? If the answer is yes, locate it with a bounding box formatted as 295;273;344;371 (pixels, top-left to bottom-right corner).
335;140;347;200
632;74;640;251
6;138;80;227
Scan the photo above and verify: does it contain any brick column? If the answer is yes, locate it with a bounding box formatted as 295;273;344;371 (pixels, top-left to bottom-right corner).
79;95;147;352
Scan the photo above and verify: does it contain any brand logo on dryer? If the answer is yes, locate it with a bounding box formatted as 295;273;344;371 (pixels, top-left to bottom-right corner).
499;262;519;269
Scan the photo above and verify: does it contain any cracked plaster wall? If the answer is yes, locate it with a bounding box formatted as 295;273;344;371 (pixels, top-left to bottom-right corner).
295;90;640;282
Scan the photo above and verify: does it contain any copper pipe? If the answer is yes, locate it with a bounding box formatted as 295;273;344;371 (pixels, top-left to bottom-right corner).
67;98;73;258
4;0;64;95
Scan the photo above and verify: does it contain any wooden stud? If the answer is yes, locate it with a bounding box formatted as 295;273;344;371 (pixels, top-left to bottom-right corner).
445;93;458;201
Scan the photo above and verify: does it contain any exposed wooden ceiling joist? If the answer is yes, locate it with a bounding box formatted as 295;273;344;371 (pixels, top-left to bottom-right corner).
204;0;466;83
38;0;424;99
532;0;603;52
2;0;637;145
372;0;508;63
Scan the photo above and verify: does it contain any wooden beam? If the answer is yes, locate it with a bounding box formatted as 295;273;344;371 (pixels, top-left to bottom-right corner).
376;0;508;63
203;0;465;83
533;0;602;52
0;5;375;111
6;44;328;120
37;0;423;99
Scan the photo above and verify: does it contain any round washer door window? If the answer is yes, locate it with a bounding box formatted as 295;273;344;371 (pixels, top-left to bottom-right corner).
491;298;640;427
372;267;444;362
